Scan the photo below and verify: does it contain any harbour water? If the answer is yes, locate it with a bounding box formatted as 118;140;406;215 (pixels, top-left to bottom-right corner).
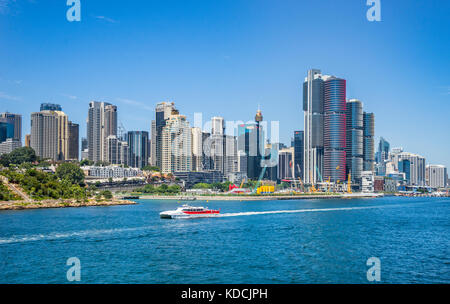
0;197;448;283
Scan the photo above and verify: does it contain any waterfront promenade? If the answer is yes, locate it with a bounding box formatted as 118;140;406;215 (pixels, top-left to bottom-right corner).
133;193;384;201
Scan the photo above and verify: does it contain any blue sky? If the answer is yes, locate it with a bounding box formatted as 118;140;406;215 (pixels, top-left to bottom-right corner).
0;0;449;168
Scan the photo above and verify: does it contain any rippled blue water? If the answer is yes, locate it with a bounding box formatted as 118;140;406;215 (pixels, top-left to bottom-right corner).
0;197;448;283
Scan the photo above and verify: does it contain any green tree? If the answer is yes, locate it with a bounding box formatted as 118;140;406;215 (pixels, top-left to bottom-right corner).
80;159;94;166
168;185;181;194
193;183;211;189
101;190;113;199
0;147;37;166
142;165;160;172
56;163;85;185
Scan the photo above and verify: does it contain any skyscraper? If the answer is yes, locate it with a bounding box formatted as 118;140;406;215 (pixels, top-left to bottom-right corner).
128;131;149;169
210;117;225;173
150;120;156;166
398;159;411;183
323;76;347;183
224;135;238;175
0;121;14;143
87;101;117;163
293;131;304;180
278;147;294;180
25;134;31;147
68;121;79;160
303;69;324;184
161;113;192;173
105;135;120;165
191;127;203;172
376;137;390;164
31;110;69;161
254;109;264;178
237;110;264;180
392;152;426;186
346;99;363;182
363;112;375;171
153;102;176;169
0;112;22;144
426;165;447;188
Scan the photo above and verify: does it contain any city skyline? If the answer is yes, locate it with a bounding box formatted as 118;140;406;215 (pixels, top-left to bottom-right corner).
0;1;449;168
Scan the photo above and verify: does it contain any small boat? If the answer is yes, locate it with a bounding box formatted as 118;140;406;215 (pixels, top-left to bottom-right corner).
123;196;140;199
178;196;197;201
160;204;220;219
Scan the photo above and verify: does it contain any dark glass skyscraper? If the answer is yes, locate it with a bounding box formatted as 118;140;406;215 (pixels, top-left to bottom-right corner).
363;112;375;171
0;122;14;143
0;112;22;143
293;131;304;179
398;159;411;183
128;131;149;169
237;123;263;180
303;69;324;184
376;137;390;163
68;121;79;160
346;99;363;182
323;76;347;183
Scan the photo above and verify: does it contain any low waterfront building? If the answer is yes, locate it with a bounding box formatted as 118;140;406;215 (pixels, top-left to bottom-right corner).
82;166;143;179
361;171;374;193
384;178;397;193
226;172;247;184
374;176;384;192
173;171;224;188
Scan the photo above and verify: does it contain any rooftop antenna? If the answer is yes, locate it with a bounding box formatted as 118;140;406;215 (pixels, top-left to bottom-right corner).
118;120;127;141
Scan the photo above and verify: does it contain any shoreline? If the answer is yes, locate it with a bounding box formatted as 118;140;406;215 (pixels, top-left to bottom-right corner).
0;199;137;211
132;193;385;201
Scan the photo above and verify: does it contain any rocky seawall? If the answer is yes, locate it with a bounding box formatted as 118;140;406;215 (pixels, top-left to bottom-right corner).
0;199;137;211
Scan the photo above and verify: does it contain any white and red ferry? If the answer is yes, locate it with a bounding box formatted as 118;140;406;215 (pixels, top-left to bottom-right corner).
160;204;220;219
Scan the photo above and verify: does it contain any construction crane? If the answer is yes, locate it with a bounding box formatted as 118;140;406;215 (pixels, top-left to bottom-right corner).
252;165;268;194
240;177;246;189
296;164;306;192
309;170;317;193
347;173;352;194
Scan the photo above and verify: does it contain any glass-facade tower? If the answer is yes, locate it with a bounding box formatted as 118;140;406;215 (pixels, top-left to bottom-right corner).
346;99;363;183
323;76;347;183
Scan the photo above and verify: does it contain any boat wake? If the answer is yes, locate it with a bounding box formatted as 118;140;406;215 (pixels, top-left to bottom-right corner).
219;205;388;217
0;226;154;245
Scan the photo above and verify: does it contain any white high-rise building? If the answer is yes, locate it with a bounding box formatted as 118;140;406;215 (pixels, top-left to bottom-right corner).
0;138;21;155
224;135;238;175
161;114;192;173
391;152;426;186
426;165;447;188
211;117;224;135
191;127;203;172
153;102;176;168
87;101;117;163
